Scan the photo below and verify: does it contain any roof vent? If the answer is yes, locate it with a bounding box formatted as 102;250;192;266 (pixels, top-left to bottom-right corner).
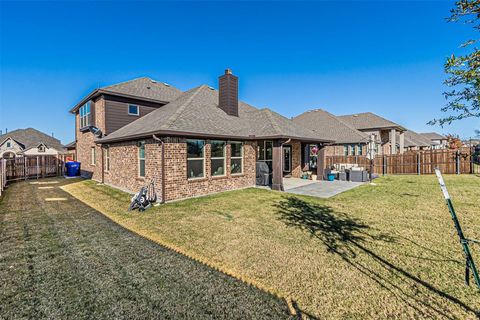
151;79;157;83
147;86;151;89
208;86;215;90
163;82;170;87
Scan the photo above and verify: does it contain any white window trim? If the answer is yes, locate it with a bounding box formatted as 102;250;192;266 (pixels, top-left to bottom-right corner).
211;141;226;177
187;139;205;180
91;147;96;165
105;148;110;172
231;142;244;175
138;141;146;178
128;104;140;116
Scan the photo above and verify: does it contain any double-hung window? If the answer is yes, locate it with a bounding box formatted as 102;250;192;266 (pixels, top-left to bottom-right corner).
187;139;205;179
211;141;226;176
128;104;139;116
105;148;110;172
80;102;91;128
344;145;349;156
358;144;363;155
231;142;243;174
138;141;146;177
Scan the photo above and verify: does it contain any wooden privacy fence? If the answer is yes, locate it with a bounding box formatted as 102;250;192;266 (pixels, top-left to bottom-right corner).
3;156;63;183
325;148;475;175
0;159;6;196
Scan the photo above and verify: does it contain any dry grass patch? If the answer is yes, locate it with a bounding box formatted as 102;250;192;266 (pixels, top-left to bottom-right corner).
62;175;480;319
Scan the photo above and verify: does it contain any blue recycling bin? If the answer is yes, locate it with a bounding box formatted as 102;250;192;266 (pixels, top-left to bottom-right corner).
66;162;81;177
327;173;336;181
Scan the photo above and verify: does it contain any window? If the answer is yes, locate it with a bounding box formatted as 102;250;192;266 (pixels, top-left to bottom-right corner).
38;145;45;152
80;102;91;128
6;142;11;148
231;142;243;174
138;141;145;177
358;144;363;155
91;147;96;165
344;145;348;156
105;148;110;172
128;104;139;116
187;139;205;179
309;144;318;169
211;141;226;176
257;140;273;173
349;144;355;156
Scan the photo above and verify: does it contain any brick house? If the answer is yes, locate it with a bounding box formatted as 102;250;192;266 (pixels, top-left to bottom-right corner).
70;70;331;202
0;128;65;159
293;110;436;155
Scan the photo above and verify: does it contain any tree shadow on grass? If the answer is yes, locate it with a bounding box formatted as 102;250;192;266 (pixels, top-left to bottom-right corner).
274;196;478;319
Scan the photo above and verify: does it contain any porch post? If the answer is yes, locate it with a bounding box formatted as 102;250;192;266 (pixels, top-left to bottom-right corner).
272;140;284;191
316;145;327;180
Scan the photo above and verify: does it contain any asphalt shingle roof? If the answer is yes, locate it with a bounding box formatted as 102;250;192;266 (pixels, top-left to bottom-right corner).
101;77;182;103
0;128;65;151
397;130;432;147
338;112;405;130
292;109;369;144
419;132;446;140
99;85;330;143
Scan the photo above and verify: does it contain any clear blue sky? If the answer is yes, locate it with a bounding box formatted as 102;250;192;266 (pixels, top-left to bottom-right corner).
1;0;479;144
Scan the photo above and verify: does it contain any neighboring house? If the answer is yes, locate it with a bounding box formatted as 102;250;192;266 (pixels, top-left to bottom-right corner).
65;141;76;161
293;110;420;155
292;109;369;156
398;130;432;151
70;70;331;202
0;128;65;159
419;132;448;149
337;112;407;155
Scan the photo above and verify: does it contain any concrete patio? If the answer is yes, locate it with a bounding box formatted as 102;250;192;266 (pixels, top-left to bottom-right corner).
283;178;365;198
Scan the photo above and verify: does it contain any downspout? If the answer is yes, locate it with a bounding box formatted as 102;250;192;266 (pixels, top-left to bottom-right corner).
152;134;166;204
101;145;104;183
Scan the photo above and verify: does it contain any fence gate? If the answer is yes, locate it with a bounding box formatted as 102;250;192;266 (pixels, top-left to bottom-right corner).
2;155;63;183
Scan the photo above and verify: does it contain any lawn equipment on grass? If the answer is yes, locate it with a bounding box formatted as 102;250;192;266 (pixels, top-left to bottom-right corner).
435;168;480;290
128;180;157;212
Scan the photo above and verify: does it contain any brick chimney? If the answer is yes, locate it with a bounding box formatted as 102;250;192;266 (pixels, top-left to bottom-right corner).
218;69;239;116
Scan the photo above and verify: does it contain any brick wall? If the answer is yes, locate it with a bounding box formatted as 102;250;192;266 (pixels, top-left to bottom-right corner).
103;138;163;197
325;145;345;156
102;137;256;202
290;141;302;178
76;97;105;180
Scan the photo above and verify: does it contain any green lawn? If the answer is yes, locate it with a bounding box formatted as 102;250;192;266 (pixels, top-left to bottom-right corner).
0;179;291;319
62;175;480;319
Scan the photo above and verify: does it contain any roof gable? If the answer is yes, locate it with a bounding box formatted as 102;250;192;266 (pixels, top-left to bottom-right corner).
292;109;369;144
0;128;64;151
99;85;329;143
338;112;405;131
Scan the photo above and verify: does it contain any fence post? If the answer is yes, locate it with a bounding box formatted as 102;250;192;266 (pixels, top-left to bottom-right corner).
417;152;421;175
382;155;387;175
455;150;460;175
24;157;27;180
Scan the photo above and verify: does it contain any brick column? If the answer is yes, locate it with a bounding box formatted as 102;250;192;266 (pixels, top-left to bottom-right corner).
316;146;327;180
399;131;405;154
390;129;397;154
